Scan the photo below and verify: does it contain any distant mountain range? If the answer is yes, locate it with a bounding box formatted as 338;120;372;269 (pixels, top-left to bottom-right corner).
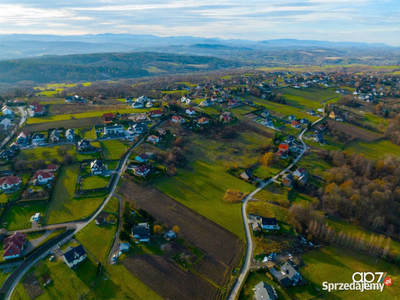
0;34;395;61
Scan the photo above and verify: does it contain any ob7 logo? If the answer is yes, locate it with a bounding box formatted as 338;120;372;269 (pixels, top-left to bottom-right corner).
352;272;387;284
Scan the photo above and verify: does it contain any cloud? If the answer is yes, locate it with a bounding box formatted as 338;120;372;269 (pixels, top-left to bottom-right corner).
0;0;399;46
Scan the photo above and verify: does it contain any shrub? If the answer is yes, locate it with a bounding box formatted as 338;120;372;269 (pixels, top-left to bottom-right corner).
223;189;244;203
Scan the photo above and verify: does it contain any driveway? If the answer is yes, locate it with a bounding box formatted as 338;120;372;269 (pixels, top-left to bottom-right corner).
21;230;54;256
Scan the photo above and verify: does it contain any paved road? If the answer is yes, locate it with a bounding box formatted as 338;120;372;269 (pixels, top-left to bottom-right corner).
107;193;124;264
228;116;324;300
3;120;168;300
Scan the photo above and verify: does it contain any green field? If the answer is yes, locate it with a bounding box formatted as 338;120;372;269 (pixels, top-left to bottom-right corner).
246;200;289;223
81;175;110;190
75;219;117;263
0;173;31;203
43;164;104;224
2;203;47;231
155;160;259;239
345;139;400;159
246;95;320;122
299;246;400;300
12;255;98;300
103;196;119;213
276;87;337;102
101;140;130;160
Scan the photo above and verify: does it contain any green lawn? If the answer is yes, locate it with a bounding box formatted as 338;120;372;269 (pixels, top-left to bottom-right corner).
81;175;110;190
43;164;104;224
155;160;259;239
2;203;47;231
299;246;400;300
345;139;400;159
283;94;322;110
246;200;288;223
103;196;119;213
101;140;130;160
75;220;117;263
12;255;98;300
0;173;31;203
18;145;76;162
274;86;337;102
80;127;97;140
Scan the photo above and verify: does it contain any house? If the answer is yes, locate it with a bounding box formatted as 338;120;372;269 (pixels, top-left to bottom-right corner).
29;102;40;110
164;230;177;240
298;174;308;186
148;110;163;118
282;173;293;187
307;110;316;116
270;261;302;287
136;95;149;103
33;104;45;116
157;128;166;136
47;164;58;172
220;112;233;122
32;170;54;185
104;124;124;135
0;175;22;191
9;143;19;151
261;110;270;118
291;121;300;128
254;281;277;300
284;135;295;143
2;232;27;260
288;115;296;121
147;135;160;143
91;160;107;175
135;153;148;162
77;139;93;151
262;118;274;127
65;129;75;142
2;106;13;115
0;149;15;160
172;116;185;123
119;243;130;252
125;97;133;103
278;143;290;152
200;99;212;107
31;133;46;144
102;113;114;124
134;165;151;177
132;102;144;108
131;123;148;134
314;133;324;143
197;117;210;125
1;118;12;128
49;129;61;144
240;169;252;180
63;245;87;268
293;167;307;178
132;223;150;242
186;108;196;116
299;118;309;124
146;101;154;108
261;217;280;230
16;132;30;145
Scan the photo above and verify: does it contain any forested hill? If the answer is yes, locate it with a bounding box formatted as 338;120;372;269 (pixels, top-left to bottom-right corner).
0;52;242;84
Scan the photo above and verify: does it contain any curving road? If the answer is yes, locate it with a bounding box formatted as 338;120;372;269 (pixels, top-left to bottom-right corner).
228;116;324;300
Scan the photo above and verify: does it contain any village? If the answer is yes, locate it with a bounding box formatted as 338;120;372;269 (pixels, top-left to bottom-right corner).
0;66;399;300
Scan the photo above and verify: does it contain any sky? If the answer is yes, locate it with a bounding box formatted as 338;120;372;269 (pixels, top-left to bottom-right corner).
0;0;399;46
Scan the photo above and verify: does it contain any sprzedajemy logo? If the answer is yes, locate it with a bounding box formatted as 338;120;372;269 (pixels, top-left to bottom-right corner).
322;272;392;293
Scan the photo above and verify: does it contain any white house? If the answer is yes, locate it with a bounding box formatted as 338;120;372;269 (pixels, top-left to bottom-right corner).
186;108;196;116
2;232;27;260
65;129;75;142
2;106;13;115
134;165;151;177
0;175;22;191
172;116;185;123
261;217;280;230
63;245;87;268
104;124;124;135
91;160;107;175
32;170;54;185
1;118;12;128
147;135;160;143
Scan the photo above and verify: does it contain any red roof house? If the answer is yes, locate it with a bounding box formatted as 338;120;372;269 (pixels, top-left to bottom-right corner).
47;164;59;172
0;175;22;191
197;117;210;125
149;110;163;118
102;113;114;124
278;143;290;151
2;232;27;259
32;170;54;185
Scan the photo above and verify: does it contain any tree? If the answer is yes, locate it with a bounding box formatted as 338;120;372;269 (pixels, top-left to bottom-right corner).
224;189;244;203
119;230;130;242
261;152;275;166
153;225;163;235
172;225;180;234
